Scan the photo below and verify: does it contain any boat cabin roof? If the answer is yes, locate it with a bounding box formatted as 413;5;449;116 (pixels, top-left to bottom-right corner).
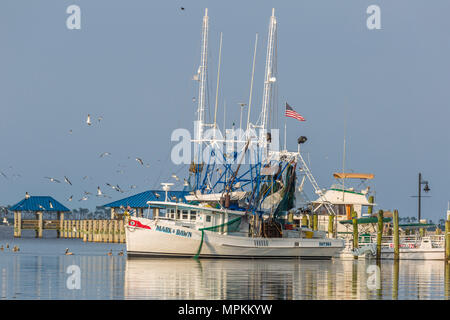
312;189;375;206
148;201;245;216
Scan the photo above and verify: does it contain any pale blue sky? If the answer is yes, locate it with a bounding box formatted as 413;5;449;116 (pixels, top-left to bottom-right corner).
1;1;449;222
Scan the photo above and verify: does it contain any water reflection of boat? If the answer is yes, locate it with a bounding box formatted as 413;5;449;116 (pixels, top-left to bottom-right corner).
123;258;447;299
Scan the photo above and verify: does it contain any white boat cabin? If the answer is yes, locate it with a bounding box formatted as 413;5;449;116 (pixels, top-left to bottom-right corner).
147;201;244;234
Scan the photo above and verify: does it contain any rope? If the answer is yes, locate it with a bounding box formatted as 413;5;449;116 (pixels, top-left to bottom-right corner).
193;216;242;259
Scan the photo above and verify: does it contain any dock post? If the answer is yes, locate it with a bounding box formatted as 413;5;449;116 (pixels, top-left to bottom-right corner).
14;211;22;238
120;220;124;243
313;214;318;231
368;196;374;215
377;210;384;260
114;220;118;243
108;220;113;243
88;220;93;242
82;220;87;242
103;220;107;242
37;211;43;238
445;261;449;299
59;213;64;238
445;220;450;261
56;212;61;238
352;212;358;260
93;220;98;242
328;215;334;238
393;260;399;300
302;214;308;227
14;211;17;237
393;209;399;260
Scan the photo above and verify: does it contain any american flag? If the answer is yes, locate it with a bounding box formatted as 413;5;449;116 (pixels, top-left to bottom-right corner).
285;103;305;121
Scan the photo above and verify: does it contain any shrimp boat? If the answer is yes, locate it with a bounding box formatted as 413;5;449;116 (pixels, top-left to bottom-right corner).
125;8;344;259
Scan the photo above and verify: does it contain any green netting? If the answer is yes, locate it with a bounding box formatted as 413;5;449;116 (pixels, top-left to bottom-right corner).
194;216;242;259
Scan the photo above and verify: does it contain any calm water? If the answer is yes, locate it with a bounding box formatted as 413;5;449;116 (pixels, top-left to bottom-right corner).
0;226;448;300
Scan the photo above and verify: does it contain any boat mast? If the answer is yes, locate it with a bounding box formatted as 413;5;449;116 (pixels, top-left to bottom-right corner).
258;8;277;132
195;8;209;159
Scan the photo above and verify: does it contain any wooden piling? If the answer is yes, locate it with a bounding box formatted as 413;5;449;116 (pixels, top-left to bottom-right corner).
119;220;125;243
393;209;399;260
108;220;113;243
114;220;119;243
352;212;358;260
368;196;374;215
59;213;64;239
445;261;449;299
302;214;308;227
64;220;68;238
328;215;334;238
88;220;93;242
377;210;384;260
68;220;72;238
82;220;87;242
393;260;399;300
445;220;450;261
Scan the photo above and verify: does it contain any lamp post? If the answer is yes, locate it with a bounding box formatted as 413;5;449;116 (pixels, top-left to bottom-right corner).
417;172;430;222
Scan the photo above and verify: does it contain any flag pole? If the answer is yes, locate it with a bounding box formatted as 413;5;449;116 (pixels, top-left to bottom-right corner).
284;102;287;151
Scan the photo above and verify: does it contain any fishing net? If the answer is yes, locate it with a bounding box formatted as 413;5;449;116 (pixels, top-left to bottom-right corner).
194;216;242;259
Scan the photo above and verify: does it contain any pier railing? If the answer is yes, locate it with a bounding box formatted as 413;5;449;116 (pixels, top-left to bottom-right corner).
59;219;127;243
345;234;445;250
14;217;127;243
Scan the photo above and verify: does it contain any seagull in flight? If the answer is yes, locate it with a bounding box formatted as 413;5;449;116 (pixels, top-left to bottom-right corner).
44;177;61;183
67;195;73;202
0;171;7;179
171;174;179;181
79;196;88;201
130;185;137;189
84;191;92;196
86;114;92;126
99;152;111;158
136;157;144;166
64;176;72;186
97;186;104;196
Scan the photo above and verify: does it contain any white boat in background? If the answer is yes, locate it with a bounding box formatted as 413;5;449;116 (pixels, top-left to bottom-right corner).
339;232;445;260
125;8;345;259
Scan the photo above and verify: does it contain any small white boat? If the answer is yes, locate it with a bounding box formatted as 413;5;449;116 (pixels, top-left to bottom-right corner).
338;234;445;260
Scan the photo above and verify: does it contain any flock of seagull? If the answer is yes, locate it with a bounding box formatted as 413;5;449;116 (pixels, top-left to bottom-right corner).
35;114;186;204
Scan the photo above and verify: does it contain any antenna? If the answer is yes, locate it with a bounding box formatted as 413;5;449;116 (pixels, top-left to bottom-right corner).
342;102;348;202
161;183;174;202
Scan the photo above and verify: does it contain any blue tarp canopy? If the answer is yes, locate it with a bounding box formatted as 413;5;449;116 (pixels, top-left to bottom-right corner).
10;196;70;212
102;190;189;208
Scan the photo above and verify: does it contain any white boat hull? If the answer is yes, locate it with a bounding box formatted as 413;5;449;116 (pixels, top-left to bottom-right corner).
380;248;444;260
126;218;345;259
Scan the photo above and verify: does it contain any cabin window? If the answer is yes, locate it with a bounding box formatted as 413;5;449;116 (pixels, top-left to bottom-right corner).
177;210;181;219
206;215;211;222
182;210;189;220
190;210;197;220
